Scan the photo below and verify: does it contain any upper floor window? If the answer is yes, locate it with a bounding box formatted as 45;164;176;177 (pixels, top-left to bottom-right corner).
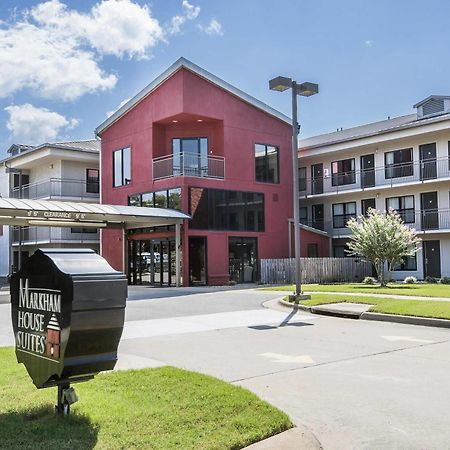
331;158;355;186
128;188;182;211
332;202;356;228
299;167;307;191
299;206;308;225
113;147;131;187
86;169;99;193
386;195;415;223
172;138;208;177
385;148;413;179
255;143;279;183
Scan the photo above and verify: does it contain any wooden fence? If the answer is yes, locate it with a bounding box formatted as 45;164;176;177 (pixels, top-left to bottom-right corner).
260;257;373;285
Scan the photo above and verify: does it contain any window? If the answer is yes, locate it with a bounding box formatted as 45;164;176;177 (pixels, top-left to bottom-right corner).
385;148;413;179
189;188;264;231
393;255;417;271
129;188;182;211
332;202;356;228
172;138;208;176
299;206;308;225
386;195;415;223
299;167;307;191
71;228;98;234
255;143;279;183
333;244;348;257
331;158;355;186
307;243;318;257
86;169;99;193
361;198;376;216
312;204;324;230
113;147;131;187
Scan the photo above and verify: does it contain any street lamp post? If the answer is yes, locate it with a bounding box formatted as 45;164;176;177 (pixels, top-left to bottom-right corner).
269;76;318;297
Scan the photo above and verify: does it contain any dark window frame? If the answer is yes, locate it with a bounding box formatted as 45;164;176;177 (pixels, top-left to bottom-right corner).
393;254;417;271
255;143;280;184
113;147;131;187
307;243;319;257
86;168;99;193
385;148;413;179
331;158;356;186
299;206;308;225
332;202;356;228
386;195;415;224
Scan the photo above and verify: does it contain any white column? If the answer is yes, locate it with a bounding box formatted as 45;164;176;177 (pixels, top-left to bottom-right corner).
175;222;181;287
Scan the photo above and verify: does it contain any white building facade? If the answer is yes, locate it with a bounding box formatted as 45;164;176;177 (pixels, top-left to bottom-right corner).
0;140;100;275
298;95;450;280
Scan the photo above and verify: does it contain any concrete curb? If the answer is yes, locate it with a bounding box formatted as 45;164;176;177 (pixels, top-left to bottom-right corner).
278;298;450;329
243;426;322;450
361;311;450;329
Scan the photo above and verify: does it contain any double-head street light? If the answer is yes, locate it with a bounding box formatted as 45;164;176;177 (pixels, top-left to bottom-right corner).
269;76;319;297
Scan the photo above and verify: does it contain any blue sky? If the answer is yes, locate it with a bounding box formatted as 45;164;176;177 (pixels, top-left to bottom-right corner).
0;0;449;156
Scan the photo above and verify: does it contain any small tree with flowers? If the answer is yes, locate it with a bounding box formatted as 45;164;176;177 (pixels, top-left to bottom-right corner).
346;208;420;286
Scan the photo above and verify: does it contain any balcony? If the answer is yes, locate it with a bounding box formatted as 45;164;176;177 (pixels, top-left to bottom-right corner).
11;178;99;201
153;153;225;180
300;157;450;197
12;226;100;245
302;209;450;238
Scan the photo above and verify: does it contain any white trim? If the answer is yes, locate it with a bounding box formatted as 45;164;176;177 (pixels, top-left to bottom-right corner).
96;57;291;136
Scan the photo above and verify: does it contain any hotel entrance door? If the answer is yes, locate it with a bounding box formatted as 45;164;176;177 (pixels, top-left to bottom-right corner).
129;238;179;286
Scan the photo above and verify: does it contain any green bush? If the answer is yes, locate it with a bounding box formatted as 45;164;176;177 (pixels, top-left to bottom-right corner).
440;276;450;284
425;276;437;284
404;276;417;284
363;276;377;285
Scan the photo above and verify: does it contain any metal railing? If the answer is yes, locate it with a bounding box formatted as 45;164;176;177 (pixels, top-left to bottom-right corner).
11;178;100;201
301;209;450;236
300;157;450;196
12;227;100;245
153;152;225;180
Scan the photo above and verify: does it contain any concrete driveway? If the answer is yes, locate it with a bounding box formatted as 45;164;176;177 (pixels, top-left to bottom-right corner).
1;286;449;449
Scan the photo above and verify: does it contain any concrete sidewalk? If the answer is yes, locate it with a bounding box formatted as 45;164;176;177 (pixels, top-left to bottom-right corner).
305;290;450;302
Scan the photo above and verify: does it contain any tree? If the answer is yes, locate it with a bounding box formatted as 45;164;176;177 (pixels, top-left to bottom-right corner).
346;208;421;286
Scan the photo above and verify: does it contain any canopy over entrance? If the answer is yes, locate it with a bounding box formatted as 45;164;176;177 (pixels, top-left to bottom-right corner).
0;197;190;286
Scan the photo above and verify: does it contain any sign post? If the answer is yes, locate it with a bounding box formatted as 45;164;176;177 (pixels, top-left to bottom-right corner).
11;248;127;415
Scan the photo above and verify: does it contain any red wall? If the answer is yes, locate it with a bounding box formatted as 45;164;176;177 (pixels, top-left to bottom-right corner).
99;66;329;283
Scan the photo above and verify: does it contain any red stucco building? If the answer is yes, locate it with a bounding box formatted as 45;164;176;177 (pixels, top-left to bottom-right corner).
96;58;329;286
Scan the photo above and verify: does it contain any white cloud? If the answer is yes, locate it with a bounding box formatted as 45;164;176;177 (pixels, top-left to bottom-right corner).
198;19;223;36
5;103;78;144
106;97;131;118
0;0;168;101
169;0;200;34
365;40;374;47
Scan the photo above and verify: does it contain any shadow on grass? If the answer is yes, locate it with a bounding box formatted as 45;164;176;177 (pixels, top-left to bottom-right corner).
0;405;98;450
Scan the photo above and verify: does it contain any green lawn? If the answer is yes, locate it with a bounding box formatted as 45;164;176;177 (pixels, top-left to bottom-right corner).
0;347;291;450
265;283;450;298
291;294;450;320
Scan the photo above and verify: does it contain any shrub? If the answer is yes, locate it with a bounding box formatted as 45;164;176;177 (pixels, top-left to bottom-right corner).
363;276;377;285
425;276;437;284
404;276;417;284
440;276;450;284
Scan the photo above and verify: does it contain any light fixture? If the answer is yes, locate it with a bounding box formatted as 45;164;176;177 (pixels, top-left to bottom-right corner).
172;120;178;123
197;119;203;122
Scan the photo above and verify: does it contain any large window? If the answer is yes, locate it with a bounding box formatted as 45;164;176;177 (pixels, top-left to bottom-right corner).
385;148;413;179
172;137;208;176
189;188;264;231
393;255;417;271
113;147;131;187
386;195;415;223
331;158;355;186
129;188;182;210
86;169;99;193
255;143;279;183
332;202;356;228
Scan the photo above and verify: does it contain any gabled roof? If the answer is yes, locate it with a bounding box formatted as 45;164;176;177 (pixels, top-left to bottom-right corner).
95;57;291;135
413;95;450;108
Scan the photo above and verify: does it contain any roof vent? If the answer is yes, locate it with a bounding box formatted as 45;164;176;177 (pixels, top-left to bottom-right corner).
414;95;450;119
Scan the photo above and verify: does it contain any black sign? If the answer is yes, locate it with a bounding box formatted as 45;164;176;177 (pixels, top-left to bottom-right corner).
11;249;127;389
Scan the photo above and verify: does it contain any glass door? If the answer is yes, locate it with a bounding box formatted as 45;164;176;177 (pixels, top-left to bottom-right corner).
228;237;257;283
189;237;207;285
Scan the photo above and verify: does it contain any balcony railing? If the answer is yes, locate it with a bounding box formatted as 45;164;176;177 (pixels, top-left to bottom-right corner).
12;226;100;245
302;209;450;237
300;157;450;196
11;178;100;201
153;152;225;180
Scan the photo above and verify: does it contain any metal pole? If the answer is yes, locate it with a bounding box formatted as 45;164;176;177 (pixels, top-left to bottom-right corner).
291;81;301;295
18;171;22;271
